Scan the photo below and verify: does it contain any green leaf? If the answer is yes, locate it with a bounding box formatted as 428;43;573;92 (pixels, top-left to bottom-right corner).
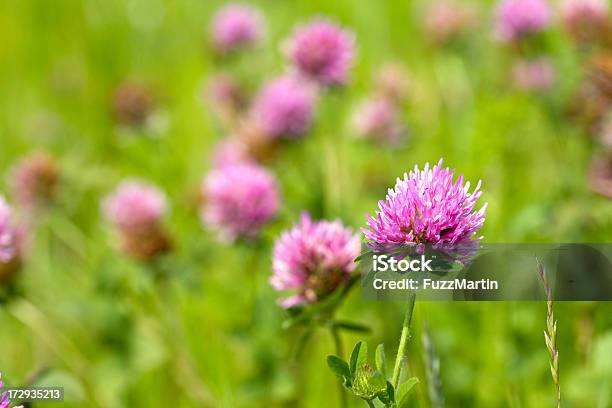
375;343;387;377
332;320;372;334
354;249;374;263
378;380;395;405
349;341;368;375
397;377;420;407
326;355;351;386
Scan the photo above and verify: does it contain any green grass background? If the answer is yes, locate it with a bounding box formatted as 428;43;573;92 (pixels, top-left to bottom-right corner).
0;0;611;407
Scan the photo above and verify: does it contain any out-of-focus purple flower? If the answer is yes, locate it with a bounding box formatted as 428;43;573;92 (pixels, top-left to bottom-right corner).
285;19;355;87
206;73;248;131
374;62;412;104
0;198;19;265
210;4;264;54
351;97;406;146
270;213;361;308
201;163;280;241
561;0;609;42
103;181;171;260
363;159;486;247
495;0;552;42
589;152;612;198
252;76;316;139
0;198;22;284
9;152;59;210
424;0;476;45
103;181;167;230
512;57;556;91
113;82;154;127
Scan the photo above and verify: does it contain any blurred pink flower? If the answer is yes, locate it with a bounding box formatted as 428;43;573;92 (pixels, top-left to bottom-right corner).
9;152;59;209
0;198;22;284
424;0;476;44
252;76;316;139
103;181;171;260
210;4;264;54
0;197;19;264
512;57;556;91
270;213;360;308
495;0;552;42
374;62;412;103
103;181;167;230
560;0;609;41
285;19;355;86
113;81;154;127
363;159;486;247
201;163;280;241
351;97;406;146
561;0;608;26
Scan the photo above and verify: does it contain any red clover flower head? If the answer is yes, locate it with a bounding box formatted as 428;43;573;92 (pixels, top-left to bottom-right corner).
351;97;407;146
201;163;280;241
363;159;486;248
252;75;316;139
103;181;167;230
210;4;264;54
561;0;609;42
102;181;170;260
9;152;59;210
512;57;556;92
424;0;476;45
285;19;355;87
271;213;361;308
113;82;154;127
0;197;20;266
495;0;552;42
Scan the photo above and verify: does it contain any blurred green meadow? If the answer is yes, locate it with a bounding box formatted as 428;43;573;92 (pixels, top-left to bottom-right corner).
1;0;612;407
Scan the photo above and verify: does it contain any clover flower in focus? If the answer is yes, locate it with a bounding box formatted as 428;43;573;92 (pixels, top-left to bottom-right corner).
0;197;22;284
252;76;316;139
9;152;59;210
560;0;609;43
270;213;361;308
103;181;171;260
285;19;355;87
512;57;556;91
495;0;552;43
351;97;407;146
201;163;280;241
363;159;486;250
210;4;264;54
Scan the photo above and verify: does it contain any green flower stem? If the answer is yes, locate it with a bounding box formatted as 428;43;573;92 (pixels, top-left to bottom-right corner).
392;292;417;390
366;399;376;408
331;325;348;408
